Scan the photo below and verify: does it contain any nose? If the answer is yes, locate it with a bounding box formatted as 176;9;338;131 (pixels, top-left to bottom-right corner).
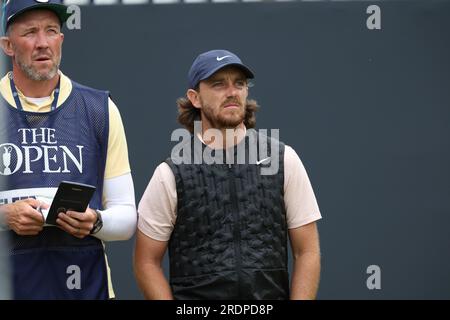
35;31;50;49
225;81;239;97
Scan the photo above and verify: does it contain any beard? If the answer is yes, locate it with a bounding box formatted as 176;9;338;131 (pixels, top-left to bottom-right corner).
15;49;61;81
200;97;246;129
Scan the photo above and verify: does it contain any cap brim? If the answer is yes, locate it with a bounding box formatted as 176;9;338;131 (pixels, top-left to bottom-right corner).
8;4;70;26
200;62;255;83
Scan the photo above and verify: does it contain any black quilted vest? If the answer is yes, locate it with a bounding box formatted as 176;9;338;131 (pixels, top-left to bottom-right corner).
165;129;289;299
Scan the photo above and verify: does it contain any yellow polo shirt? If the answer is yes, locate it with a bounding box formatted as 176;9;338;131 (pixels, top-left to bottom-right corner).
0;72;130;179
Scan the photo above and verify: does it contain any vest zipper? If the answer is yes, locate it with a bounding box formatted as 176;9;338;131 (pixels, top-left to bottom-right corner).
227;165;243;297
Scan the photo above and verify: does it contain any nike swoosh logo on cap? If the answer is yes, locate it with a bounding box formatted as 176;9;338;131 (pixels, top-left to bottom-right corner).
216;55;232;61
256;157;271;165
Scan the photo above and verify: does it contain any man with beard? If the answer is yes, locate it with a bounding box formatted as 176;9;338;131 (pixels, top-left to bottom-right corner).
0;0;136;299
135;49;322;299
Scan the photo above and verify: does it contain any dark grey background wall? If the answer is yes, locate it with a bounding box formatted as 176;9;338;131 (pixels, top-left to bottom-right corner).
60;1;450;299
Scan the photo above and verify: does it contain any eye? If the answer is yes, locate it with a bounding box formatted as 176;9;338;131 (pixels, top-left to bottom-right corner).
23;30;35;37
211;81;225;89
235;80;247;89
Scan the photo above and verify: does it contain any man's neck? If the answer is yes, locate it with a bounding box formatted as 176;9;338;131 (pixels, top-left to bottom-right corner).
201;122;247;149
11;68;59;98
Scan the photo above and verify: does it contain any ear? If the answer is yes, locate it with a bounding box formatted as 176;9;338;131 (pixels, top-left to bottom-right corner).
60;32;64;43
187;89;201;109
0;37;14;57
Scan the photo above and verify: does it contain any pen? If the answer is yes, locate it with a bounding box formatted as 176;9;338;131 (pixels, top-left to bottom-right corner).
36;201;45;223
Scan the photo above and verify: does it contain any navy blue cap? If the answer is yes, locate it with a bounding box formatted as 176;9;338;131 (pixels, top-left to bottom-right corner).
188;49;254;89
2;0;70;33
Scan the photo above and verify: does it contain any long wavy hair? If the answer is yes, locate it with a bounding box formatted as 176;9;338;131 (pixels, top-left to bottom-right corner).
176;97;260;133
